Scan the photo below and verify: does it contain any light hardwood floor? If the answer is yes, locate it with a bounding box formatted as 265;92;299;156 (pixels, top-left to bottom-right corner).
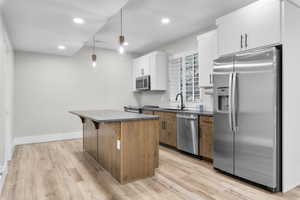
1;139;300;200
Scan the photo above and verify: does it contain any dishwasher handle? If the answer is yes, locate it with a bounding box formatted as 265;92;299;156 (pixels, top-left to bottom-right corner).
176;114;198;120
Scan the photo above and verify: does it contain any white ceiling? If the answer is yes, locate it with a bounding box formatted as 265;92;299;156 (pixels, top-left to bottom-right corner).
2;0;258;56
2;0;127;56
92;0;257;54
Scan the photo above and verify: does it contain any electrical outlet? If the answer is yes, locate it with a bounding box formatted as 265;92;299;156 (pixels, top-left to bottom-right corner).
116;140;121;150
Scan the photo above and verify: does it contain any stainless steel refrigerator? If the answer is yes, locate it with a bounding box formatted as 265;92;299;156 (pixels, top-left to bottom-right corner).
213;46;281;192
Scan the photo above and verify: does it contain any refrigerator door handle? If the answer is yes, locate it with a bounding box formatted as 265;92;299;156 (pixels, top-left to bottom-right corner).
232;72;237;132
228;72;234;132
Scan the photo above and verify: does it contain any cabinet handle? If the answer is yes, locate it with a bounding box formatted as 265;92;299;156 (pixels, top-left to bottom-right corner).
209;74;212;84
240;34;244;49
245;33;248;48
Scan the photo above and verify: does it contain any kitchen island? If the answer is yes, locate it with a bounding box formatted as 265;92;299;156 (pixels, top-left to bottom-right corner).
70;110;159;184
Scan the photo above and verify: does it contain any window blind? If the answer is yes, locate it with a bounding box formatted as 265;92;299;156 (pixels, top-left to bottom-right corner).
168;57;183;102
185;53;200;102
168;52;200;103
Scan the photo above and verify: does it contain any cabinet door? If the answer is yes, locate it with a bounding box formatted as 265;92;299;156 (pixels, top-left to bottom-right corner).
97;122;121;181
198;30;217;87
140;55;150;76
133;56;150;77
164;112;177;147
217;0;281;56
149;52;168;91
199;116;213;160
133;58;141;77
217;13;243;56
154;111;167;144
245;0;281;50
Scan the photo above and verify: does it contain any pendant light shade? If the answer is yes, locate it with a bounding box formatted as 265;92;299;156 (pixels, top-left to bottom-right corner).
91;54;97;68
91;36;97;68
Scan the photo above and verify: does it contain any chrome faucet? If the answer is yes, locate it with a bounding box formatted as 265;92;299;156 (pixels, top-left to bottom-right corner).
175;92;185;110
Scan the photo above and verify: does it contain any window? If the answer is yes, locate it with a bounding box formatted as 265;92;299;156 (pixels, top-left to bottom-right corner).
168;52;200;103
185;53;200;102
168;57;183;102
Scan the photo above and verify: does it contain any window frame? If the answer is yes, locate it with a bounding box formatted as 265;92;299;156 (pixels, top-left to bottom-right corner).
168;50;200;106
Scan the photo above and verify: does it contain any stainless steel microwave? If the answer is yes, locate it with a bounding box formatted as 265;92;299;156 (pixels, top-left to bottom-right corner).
136;75;150;91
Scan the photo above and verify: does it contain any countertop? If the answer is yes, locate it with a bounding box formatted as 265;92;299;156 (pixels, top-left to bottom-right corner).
141;107;214;116
70;110;159;123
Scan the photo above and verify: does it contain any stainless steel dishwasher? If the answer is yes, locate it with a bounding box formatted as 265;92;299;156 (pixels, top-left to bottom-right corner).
176;113;199;155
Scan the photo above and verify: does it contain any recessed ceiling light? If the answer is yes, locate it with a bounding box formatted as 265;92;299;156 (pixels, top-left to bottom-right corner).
123;42;129;46
161;17;170;24
58;45;66;50
73;17;85;24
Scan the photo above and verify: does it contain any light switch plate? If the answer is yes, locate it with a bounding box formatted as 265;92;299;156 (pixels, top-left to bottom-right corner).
116;140;121;150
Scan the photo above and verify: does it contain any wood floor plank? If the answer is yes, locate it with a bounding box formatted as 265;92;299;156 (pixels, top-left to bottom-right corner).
1;139;300;200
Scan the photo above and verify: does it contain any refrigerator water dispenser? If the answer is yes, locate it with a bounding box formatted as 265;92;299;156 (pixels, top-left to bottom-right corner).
216;87;229;112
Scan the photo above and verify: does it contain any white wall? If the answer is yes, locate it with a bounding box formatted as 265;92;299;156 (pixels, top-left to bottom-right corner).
14;47;138;138
0;10;14;179
282;0;300;192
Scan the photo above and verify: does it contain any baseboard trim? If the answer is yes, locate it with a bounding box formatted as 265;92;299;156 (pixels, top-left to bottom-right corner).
13;131;82;146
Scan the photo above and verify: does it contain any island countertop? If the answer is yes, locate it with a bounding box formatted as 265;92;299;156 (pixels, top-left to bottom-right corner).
70;109;159;123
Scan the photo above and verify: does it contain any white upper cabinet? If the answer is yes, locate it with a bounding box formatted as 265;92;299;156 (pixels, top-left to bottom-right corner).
217;13;243;56
149;52;168;91
197;30;218;87
217;0;282;56
134;55;150;77
132;51;167;91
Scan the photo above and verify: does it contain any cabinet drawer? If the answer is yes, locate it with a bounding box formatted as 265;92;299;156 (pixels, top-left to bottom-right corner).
200;116;213;124
164;112;176;120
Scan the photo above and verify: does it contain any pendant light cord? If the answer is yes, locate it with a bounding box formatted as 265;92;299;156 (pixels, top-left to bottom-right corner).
120;8;123;36
93;36;95;54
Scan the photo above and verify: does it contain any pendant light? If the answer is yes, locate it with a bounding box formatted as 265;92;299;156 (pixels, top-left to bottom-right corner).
118;8;125;54
91;36;97;68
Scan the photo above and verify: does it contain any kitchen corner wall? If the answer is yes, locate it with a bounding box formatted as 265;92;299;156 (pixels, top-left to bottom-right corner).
14;47;138;138
136;27;215;110
0;11;14;172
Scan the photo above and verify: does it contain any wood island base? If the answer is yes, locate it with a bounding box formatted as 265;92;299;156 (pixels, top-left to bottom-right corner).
82;118;159;184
